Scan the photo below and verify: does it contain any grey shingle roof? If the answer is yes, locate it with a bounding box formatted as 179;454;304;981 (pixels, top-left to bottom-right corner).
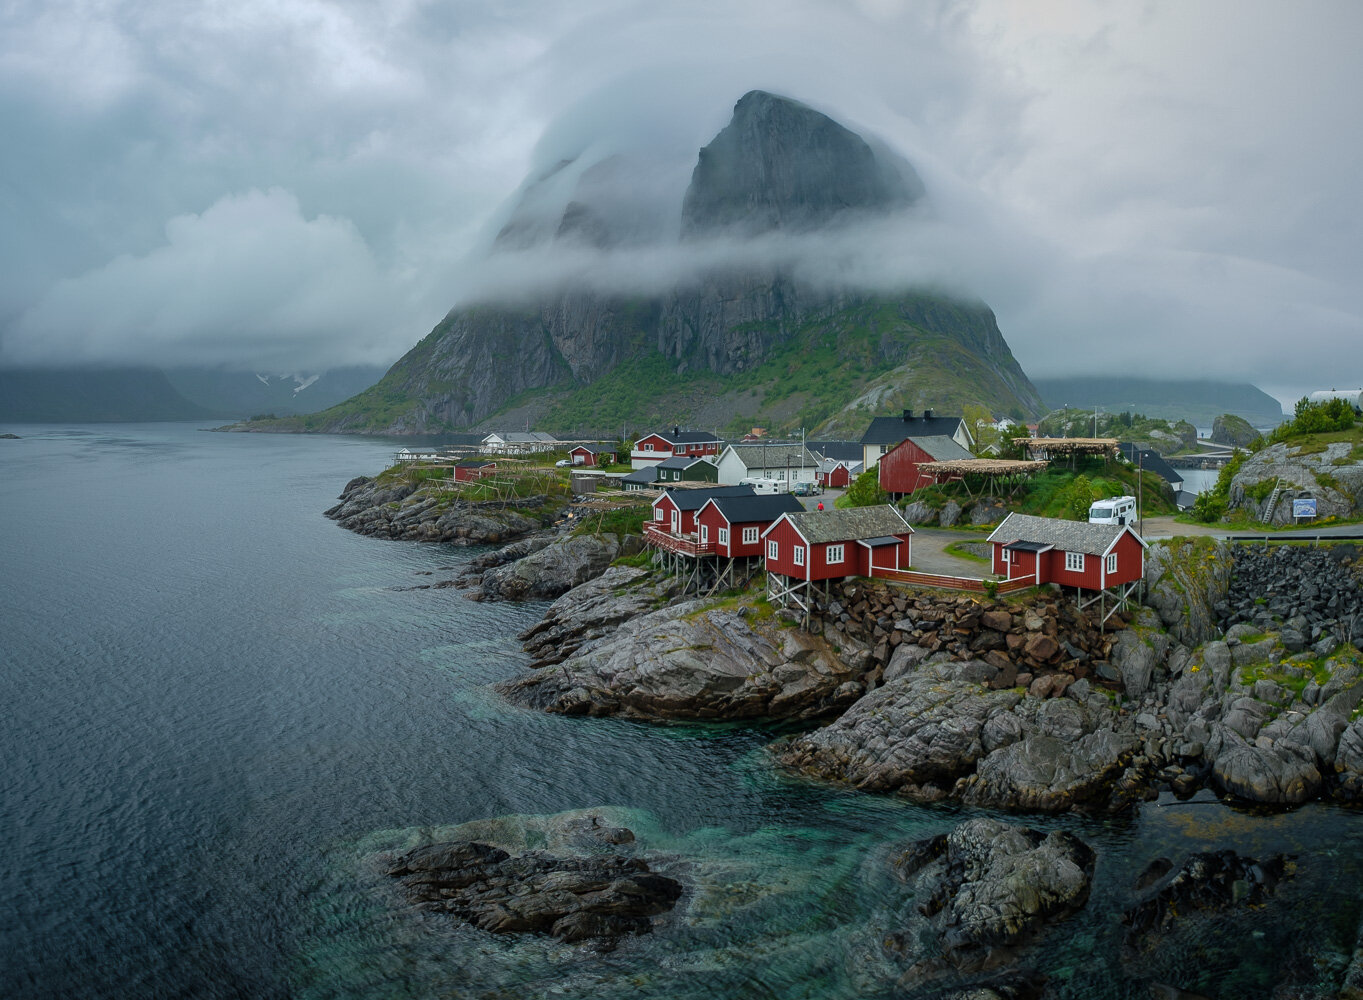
780;505;912;544
725;443;820;470
903;435;974;462
649;429;723;445
806;440;862;462
623;466;660;485
987;513;1143;556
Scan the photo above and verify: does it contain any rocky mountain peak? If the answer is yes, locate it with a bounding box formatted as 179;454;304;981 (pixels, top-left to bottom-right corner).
681;90;923;239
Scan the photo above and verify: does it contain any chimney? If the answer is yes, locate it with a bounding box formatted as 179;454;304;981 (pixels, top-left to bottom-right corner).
673;425;680;438
924;408;934;419
902;409;914;420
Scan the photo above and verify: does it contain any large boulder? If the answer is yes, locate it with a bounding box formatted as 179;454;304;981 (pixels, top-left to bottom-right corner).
957;730;1139;813
519;565;682;665
498;598;865;721
476;532;632;601
890;817;1094;972
1211;736;1322;805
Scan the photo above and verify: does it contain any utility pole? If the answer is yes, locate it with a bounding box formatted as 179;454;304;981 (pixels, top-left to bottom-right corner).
1137;451;1144;537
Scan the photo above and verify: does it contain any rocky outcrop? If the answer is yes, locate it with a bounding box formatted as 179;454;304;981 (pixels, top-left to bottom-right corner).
499;597;867;722
324;475;557;544
1211;413;1259;448
888;818;1094;977
776;649;1142;812
519;565;682;667
1227;440;1363;523
463;532;639;602
381;813;681;948
1142;538;1235;647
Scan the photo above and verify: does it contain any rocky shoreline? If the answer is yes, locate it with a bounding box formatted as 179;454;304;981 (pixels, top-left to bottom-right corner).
332;471;1363;994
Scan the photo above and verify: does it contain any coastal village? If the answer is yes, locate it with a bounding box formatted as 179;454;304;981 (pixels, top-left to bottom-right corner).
316;391;1363;993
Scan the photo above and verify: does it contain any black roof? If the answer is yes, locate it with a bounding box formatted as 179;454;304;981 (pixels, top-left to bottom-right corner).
806;440;862;463
1118;443;1183;485
572;443;614;453
455;459;494;468
645;428;724;445
622;466;660;484
660;484;755;511
860;413;967;446
704;493;804;524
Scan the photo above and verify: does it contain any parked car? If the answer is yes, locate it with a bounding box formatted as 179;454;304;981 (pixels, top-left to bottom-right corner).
555;459;572;467
792;482;821;496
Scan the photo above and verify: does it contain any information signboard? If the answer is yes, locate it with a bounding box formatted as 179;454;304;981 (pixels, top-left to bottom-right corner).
1292;497;1317;518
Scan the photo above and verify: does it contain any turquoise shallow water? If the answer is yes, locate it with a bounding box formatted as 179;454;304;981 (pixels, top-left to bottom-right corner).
1;423;1360;999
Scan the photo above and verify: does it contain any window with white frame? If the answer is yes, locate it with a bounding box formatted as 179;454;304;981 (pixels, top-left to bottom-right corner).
644;442;654;451
767;540;779;560
827;544;845;564
654;508;665;521
1065;551;1085;572
1001;548;1011;564
743;526;759;544
700;525;708;545
718;527;729;546
1106;552;1118;574
793;545;805;566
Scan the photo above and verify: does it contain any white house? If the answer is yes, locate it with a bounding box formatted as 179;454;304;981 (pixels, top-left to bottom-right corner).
715;443;821;488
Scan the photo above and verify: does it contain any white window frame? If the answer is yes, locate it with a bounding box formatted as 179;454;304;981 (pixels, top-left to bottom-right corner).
654;508;665;521
1001;547;1011;564
1106;552;1118;574
644;442;654;451
718;527;729;546
1065;551;1085;572
700;525;709;545
742;526;759;545
793;545;805;566
827;544;845;564
767;540;779;560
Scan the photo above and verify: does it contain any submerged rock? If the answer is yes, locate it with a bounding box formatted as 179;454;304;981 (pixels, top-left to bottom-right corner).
1123;850;1291;951
384;826;681;948
888;817;1094;978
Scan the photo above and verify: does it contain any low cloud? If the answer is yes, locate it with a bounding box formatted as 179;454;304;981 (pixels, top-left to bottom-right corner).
5;189;411;371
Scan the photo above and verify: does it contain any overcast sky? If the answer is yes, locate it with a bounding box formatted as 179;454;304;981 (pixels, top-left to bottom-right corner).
2;0;1360;407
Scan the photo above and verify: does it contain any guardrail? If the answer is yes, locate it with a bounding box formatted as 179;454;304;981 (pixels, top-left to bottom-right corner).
643;523;713;557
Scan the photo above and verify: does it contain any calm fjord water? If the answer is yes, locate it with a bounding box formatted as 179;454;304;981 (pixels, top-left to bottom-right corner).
2;424;1361;999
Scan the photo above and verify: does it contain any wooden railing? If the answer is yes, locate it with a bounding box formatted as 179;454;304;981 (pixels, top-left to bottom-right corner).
643;523;713;557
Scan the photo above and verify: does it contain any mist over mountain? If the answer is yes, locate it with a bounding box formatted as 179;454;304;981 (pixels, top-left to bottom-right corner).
251;91;1042;437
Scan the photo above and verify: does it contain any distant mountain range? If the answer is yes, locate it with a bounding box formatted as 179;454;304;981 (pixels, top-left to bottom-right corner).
239;91;1043;438
0;365;385;423
1031;377;1286;428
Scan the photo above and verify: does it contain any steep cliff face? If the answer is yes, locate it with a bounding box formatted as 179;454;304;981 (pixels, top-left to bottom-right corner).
273;91;1042;435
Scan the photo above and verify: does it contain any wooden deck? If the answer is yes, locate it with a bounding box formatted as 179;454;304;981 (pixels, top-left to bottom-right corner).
643;523;713;557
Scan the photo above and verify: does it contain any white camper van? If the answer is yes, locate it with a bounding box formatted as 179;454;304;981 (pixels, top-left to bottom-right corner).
739;477;782;495
1088;495;1137;526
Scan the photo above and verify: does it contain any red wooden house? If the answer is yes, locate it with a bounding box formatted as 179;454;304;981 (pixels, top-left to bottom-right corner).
695;494;804;559
986;513;1147;618
816;458;855;489
631;428;725;469
650;484;754;536
761;505;913;616
569;444;617;467
453;460;496;482
878;435;975;498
